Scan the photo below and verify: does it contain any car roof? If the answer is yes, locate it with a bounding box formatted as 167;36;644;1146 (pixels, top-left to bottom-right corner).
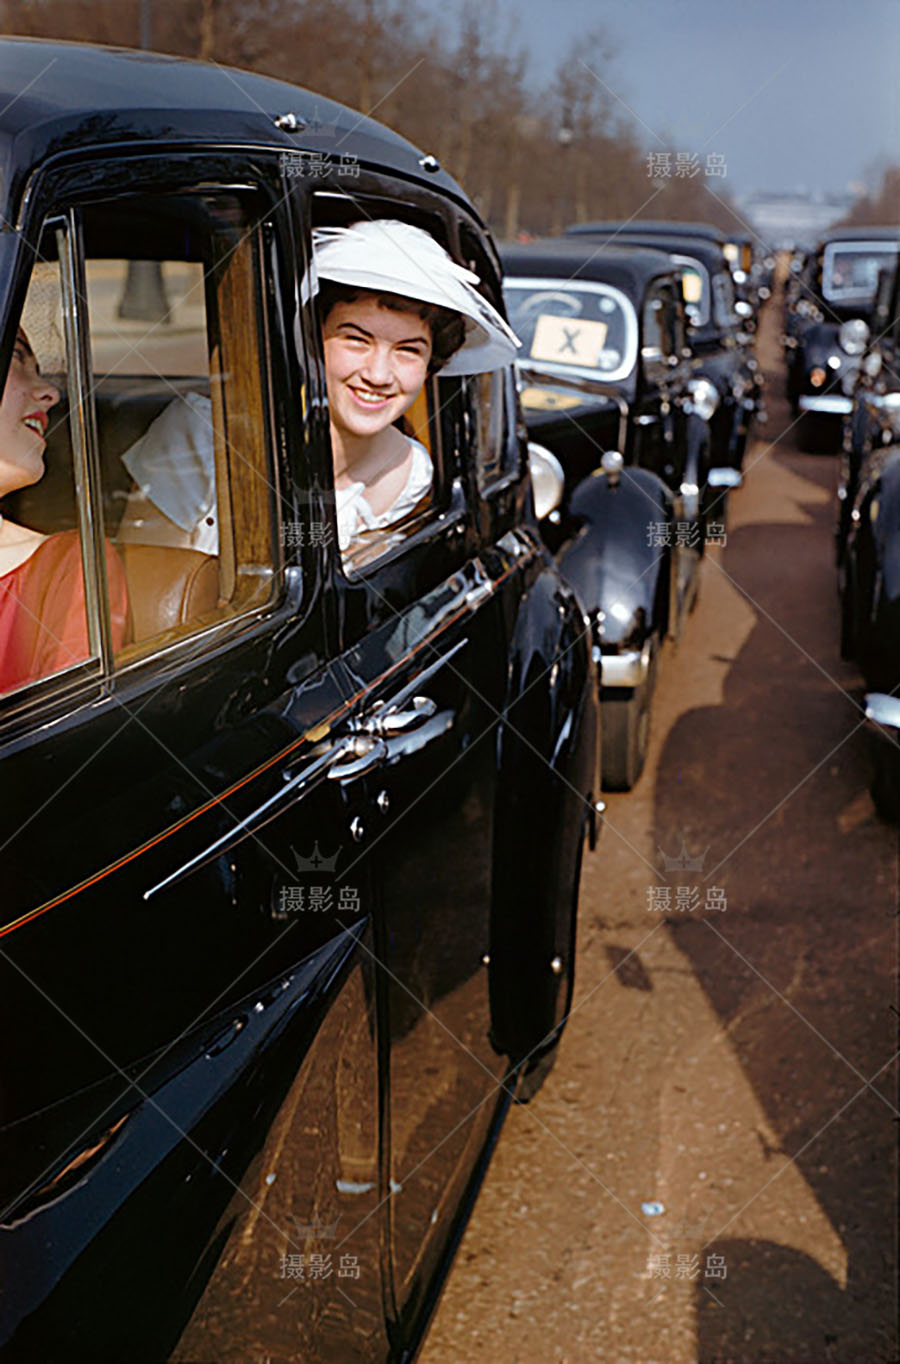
0;38;467;210
500;239;681;296
558;230;728;274
818;226;900;246
566;219;727;242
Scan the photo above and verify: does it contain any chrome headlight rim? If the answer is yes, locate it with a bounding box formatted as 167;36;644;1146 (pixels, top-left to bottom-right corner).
839;318;870;357
685;376;720;422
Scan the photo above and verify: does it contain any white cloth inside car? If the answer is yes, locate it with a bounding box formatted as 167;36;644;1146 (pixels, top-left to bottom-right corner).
335;438;432;551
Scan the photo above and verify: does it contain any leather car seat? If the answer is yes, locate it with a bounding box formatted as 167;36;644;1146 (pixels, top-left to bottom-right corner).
117;543;219;642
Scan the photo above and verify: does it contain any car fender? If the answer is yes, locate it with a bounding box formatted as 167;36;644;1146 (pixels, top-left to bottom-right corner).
489;562;598;1065
556;466;674;648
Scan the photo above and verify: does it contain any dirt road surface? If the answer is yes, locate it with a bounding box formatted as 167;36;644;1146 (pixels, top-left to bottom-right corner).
419;277;899;1362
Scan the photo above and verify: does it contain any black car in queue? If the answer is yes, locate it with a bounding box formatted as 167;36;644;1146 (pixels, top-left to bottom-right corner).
0;39;602;1362
501;239;713;790
566;225;763;482
835;258;900;816
783;226;900;453
566;219;763;318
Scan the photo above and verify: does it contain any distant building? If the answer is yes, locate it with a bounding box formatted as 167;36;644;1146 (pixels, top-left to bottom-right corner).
738;191;858;250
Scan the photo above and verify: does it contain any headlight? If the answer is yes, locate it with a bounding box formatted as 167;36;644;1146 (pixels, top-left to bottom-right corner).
686;376;720;421
839;318;869;356
528;442;565;520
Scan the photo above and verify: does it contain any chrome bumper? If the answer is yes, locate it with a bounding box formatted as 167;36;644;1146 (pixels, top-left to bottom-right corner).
798;394;852;415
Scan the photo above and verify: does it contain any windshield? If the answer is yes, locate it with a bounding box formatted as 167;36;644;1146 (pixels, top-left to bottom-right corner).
822;241;899;304
503;278;638;382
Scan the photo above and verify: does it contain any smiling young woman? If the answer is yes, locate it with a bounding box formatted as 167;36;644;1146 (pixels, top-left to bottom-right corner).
312;219;520;552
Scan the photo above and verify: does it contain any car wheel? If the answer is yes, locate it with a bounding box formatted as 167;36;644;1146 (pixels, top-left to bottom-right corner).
601;641;658;791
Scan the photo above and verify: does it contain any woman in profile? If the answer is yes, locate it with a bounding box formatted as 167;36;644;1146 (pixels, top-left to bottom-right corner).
0;327;128;695
313;219;519;551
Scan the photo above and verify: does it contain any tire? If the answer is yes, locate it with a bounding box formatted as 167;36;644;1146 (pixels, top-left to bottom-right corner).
600;641;658;791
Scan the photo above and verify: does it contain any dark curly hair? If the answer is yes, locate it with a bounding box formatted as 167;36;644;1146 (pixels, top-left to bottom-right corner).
318;282;466;375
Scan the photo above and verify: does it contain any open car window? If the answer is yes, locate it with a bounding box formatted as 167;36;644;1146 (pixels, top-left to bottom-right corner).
504;278;638;383
309;194;459;578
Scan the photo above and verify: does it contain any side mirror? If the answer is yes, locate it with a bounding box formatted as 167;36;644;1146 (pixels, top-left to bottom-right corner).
528;441;565;520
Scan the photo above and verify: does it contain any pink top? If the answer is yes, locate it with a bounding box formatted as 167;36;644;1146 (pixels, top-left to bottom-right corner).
0;531;129;697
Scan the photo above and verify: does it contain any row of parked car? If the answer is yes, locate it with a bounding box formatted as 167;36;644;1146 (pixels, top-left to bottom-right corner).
0;39;769;1362
504;219;768;788
781;224;900;816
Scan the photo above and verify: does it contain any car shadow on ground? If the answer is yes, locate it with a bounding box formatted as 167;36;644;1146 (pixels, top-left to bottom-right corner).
649;468;898;1360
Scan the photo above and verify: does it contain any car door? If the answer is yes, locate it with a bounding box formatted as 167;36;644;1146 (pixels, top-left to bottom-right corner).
300;188;523;1336
0;156;390;1361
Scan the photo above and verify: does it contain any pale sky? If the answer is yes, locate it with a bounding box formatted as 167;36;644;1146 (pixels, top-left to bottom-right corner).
415;0;900;197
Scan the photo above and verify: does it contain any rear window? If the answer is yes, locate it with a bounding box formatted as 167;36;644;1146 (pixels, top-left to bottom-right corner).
823;242;899;304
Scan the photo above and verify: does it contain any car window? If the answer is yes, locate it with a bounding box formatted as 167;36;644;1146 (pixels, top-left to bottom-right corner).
466;366;520;490
310;196;462;578
670;255;709;328
0;191;280;709
80;190;278;662
822;242;900;304
0;229;100;702
711;270;738;329
504;278;637;383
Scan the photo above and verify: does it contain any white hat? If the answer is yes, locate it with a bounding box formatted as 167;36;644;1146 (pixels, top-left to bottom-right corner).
311;219;520;376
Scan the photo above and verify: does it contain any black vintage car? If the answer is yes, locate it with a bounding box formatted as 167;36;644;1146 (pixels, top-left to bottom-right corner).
567;219;763;317
0;39;601;1361
835;260;900;815
500;239;714;789
783;226;900;453
567;224;762;479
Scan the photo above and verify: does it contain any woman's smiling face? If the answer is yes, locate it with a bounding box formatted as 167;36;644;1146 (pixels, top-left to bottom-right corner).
0;328;60;498
322;294;432;446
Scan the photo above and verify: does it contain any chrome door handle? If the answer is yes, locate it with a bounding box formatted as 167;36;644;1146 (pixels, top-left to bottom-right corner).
145;731;370;901
327;734;388;780
350;695;437;737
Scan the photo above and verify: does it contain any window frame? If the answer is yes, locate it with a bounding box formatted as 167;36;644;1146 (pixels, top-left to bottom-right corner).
306;188;471;583
0;156;297;727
